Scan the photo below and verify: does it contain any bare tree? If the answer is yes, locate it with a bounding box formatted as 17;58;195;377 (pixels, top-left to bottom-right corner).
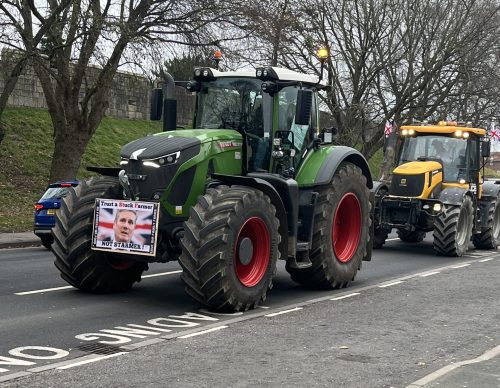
6;0;249;181
0;0;72;145
245;0;498;163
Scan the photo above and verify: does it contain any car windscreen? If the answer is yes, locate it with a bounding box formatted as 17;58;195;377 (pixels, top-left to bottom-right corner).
40;187;70;200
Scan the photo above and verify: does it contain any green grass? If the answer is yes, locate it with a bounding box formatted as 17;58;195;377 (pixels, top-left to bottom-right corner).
0;107;161;232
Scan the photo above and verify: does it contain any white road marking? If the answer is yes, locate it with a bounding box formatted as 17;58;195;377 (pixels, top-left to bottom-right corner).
56;352;128;370
178;326;228;339
15;286;72;295
420;271;440;277
15;271;181;295
479;257;494;262
141;270;182;278
330;293;361;301
265;307;302;317
406;345;500;388
451;263;470;269
378;281;403;288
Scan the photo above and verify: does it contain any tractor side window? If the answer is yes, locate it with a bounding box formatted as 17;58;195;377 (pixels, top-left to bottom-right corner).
467;139;479;172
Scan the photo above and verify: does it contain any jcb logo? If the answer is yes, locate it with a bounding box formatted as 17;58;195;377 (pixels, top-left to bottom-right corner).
400;178;407;186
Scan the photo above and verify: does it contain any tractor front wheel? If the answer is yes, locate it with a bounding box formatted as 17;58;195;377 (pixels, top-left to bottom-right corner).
52;177;147;292
179;186;280;312
433;196;473;256
286;162;370;288
472;196;500;249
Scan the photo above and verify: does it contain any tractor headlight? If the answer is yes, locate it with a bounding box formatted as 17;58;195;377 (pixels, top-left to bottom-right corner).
142;151;180;168
255;67;279;81
454;130;463;137
433;203;442;212
193;67;215;81
120;159;129;166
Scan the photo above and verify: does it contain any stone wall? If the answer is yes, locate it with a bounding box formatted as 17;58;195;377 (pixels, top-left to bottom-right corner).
0;49;194;125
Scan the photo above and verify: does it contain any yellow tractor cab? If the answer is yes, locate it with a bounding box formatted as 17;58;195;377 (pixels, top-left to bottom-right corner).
373;121;500;257
395;122;486;197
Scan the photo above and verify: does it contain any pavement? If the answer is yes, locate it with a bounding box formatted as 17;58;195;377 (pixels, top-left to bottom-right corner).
0;231;42;249
1;231;499;387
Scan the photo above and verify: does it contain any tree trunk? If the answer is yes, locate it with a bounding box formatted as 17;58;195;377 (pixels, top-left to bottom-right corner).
49;121;92;181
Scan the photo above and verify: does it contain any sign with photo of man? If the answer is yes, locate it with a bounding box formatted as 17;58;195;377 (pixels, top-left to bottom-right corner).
91;198;159;256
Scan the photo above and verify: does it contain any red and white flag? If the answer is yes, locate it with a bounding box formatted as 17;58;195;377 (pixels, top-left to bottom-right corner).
384;120;393;137
490;122;500;141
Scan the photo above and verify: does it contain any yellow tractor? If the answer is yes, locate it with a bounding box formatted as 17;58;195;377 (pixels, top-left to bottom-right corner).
373;121;500;256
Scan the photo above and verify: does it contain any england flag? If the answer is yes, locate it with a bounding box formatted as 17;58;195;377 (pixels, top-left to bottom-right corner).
489;122;500;141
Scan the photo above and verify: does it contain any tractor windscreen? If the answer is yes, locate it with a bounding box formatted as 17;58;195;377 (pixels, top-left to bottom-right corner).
194;78;272;138
398;135;474;181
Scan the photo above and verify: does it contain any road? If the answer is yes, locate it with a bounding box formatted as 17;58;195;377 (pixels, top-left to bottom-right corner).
0;235;498;387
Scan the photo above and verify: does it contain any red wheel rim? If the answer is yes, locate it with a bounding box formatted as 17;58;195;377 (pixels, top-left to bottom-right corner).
234;217;270;287
332;193;361;263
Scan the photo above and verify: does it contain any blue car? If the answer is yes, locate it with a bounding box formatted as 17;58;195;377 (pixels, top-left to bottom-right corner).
34;181;79;249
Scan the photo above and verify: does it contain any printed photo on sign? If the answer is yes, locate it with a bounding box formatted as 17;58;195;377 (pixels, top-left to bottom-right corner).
91;199;159;256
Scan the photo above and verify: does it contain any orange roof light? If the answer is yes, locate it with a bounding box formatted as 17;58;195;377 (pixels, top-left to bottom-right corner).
438;120;458;126
213;50;222;59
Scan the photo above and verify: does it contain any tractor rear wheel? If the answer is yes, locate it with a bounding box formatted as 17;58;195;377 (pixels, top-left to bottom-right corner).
397;229;426;243
179;186;280;312
433;196;473;256
52;177;147;293
472;196;500;249
286;162;370;288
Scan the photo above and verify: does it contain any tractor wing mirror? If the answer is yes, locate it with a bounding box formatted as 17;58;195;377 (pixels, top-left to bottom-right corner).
150;88;163;120
482;138;491;158
295;89;313;126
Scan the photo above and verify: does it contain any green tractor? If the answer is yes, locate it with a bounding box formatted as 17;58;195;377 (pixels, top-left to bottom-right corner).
52;58;374;312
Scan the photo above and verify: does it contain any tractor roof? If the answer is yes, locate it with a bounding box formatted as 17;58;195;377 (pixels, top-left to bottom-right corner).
207;67;327;88
400;123;486;136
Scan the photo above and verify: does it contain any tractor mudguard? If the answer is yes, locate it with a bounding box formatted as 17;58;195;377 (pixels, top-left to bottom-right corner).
439;186;472;206
296;146;373;189
481;180;500;199
211;173;292;260
371;181;389;196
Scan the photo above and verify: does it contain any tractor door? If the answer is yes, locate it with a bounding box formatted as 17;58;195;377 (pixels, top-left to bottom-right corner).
275;86;318;172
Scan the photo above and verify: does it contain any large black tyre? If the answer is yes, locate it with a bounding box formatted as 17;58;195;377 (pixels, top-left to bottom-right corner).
52;177;147;293
472;196;500;249
286;162;370;288
179;186;280;312
397;229;426;243
433;196;473;256
40;235;54;249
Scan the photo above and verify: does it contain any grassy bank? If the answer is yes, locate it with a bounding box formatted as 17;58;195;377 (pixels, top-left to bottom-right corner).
0;107;161;232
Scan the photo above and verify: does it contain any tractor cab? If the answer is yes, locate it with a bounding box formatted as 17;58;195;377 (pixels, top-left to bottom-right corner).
154;66;326;178
395;121;488;196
